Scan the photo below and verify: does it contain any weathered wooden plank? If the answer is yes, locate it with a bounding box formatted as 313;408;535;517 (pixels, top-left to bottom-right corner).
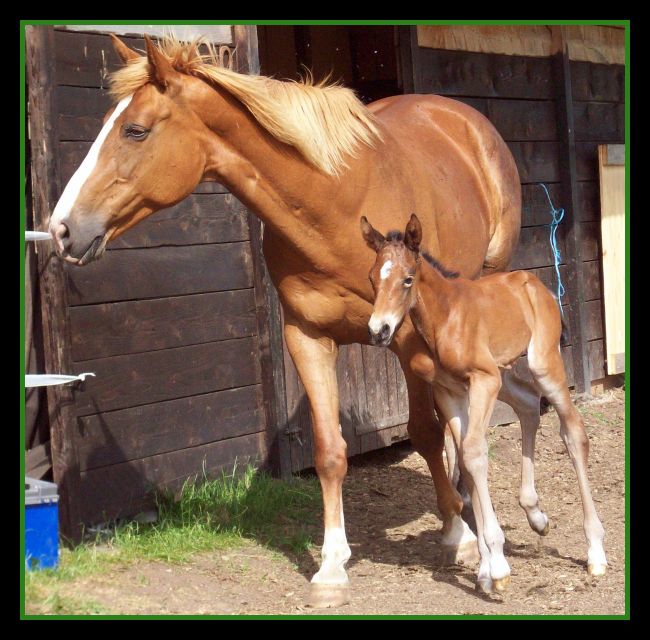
530;261;601;307
77;385;265;471
27;25;83;543
77;432;267;524
487;99;557;141
585;299;604;342
416;48;554;99
589;339;606;380
358;345;390;434
507;141;560;184
521;182;562;227
65;243;253;305
54;29;145;88
450;96;488;116
73;336;261;416
581;221;600;262
69;289;257;361
247;215;292;478
510;225;567;270
576;141;600;181
570;61;625;103
553;32;592;394
598;144;626;374
109;194;250;249
338;345;360;457
282;339;306;473
574;101;625;142
521;181;598;227
577;181;600;222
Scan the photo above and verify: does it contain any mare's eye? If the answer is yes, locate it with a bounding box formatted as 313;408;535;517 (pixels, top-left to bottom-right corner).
404;276;414;287
123;124;150;140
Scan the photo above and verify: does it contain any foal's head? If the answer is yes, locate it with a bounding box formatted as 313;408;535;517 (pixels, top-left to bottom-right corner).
361;214;423;346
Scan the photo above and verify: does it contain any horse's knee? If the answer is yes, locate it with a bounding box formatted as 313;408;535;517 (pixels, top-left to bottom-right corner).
314;436;348;479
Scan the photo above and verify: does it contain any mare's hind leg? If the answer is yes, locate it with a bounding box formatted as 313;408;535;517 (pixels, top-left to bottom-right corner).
393;326;478;565
499;369;550;536
528;345;607;576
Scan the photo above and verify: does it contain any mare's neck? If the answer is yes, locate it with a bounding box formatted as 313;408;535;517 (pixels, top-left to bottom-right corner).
198;85;368;255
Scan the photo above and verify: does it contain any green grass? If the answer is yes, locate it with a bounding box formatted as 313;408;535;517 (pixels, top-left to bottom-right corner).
24;464;321;615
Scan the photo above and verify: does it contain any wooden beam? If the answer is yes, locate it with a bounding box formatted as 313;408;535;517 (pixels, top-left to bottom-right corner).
233;26;292;478
552;26;592;394
25;25;83;543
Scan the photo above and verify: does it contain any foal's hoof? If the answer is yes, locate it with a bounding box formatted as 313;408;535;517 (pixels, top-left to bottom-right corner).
538;520;550;537
308;583;351;609
475;577;494;594
493;576;511;593
441;540;480;566
588;563;608;577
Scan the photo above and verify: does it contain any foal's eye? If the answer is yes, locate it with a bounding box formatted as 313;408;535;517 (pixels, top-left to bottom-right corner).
123;123;150;140
404;276;414;287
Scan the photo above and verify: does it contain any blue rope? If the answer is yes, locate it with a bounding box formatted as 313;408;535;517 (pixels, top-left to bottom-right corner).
540;183;565;316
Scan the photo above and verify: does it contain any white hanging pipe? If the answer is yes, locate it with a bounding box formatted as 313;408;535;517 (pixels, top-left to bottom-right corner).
25;231;51;241
25;373;96;388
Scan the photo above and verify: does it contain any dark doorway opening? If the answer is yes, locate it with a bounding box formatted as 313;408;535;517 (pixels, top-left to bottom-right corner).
257;25;404;104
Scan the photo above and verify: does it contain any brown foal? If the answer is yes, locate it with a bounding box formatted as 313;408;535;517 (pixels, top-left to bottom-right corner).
361;213;607;592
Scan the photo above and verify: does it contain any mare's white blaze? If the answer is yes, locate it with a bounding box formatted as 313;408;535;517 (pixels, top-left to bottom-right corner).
311;527;351;585
50;95;133;227
380;259;393;280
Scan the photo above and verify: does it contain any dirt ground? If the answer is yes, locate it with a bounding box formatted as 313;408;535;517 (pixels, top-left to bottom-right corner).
48;388;626;616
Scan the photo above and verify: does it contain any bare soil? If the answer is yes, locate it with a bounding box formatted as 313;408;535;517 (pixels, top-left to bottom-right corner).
47;388;626;616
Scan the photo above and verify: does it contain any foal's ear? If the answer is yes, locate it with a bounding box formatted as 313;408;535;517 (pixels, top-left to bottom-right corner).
405;213;422;253
145;35;177;89
360;216;385;252
110;34;140;64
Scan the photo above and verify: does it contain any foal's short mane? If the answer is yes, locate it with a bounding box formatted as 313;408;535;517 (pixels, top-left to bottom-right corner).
384;230;460;279
108;35;381;176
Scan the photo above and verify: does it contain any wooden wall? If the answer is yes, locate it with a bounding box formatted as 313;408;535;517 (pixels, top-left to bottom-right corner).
28;27;268;528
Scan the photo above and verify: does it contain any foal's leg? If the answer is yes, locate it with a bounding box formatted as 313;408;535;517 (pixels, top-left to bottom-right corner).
499;369;550;536
284;319;351;607
450;370;511;591
528;346;607;577
435;391;494;592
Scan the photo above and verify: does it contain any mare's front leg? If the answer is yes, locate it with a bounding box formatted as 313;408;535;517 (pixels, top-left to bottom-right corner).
283;317;351;608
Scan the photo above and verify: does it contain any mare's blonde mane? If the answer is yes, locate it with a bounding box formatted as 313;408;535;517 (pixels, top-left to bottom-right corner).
108;35;382;176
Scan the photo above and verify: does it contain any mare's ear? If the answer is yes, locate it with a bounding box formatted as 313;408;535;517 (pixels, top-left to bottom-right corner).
360;216;385;252
111;34;140;64
145;35;178;89
405;213;422;253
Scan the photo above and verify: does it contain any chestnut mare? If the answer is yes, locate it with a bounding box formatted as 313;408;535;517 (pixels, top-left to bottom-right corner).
48;35;524;606
361;214;607;591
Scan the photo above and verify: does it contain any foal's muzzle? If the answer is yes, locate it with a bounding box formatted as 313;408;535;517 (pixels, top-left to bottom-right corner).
368;323;393;346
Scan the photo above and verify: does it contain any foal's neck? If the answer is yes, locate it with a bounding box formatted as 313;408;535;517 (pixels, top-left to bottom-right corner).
412;259;458;332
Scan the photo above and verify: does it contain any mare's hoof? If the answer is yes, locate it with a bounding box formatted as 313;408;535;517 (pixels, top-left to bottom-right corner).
308;583;351;609
441;540;480;566
588;563;607;577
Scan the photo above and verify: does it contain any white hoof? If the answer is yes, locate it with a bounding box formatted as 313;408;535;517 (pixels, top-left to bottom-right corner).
308;583;351;608
588;563;607;577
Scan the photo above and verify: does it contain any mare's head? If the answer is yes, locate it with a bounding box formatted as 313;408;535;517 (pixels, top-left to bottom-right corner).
360;214;423;346
48;34;380;265
49;36;220;264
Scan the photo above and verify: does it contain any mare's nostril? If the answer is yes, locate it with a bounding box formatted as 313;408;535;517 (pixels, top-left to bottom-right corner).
52;223;70;253
380;324;391;339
